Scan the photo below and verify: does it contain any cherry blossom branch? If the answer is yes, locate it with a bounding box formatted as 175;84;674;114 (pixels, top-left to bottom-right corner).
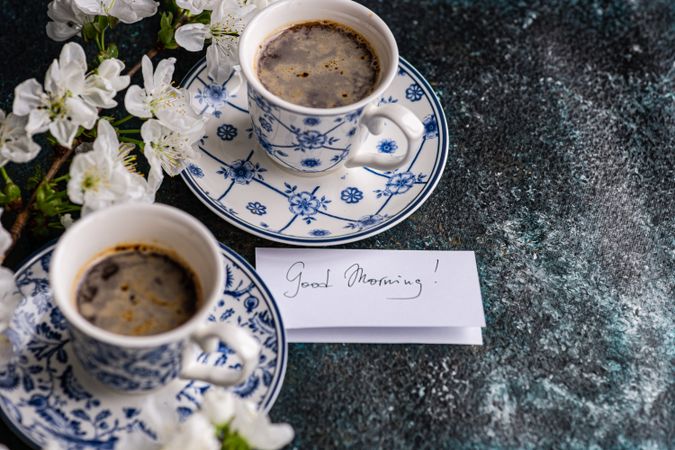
5;44;165;258
4;4;196;258
127;45;162;78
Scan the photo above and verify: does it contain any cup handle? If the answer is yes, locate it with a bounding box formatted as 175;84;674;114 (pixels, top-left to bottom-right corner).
180;322;261;387
345;103;425;170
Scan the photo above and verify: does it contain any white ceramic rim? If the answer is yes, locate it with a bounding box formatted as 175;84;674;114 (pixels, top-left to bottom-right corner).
49;203;224;349
239;0;399;116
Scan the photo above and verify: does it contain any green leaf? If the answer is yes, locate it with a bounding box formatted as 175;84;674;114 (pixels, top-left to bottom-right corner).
192;11;212;24
161;11;174;28
108;42;118;58
0;167;22;209
221;433;252;450
33;178;78;219
93;15;110;34
98;43;119;63
35;186;45;204
162;0;181;15
158;11;179;49
4;181;21;203
27;167;44;191
82;22;97;42
214;424;252;450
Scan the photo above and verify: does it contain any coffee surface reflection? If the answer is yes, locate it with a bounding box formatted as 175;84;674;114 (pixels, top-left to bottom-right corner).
257;20;380;108
75;244;200;337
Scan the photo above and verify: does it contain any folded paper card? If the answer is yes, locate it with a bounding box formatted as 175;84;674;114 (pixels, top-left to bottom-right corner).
255;248;485;344
285;327;484;345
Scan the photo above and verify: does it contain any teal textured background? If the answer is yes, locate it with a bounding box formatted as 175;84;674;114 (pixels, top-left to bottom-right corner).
0;0;673;448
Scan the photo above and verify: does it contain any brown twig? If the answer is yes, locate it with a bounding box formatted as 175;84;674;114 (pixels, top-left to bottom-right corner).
126;45;163;78
6;145;75;255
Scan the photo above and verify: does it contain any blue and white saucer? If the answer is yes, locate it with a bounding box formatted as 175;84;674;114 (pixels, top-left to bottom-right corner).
181;58;448;246
0;243;286;450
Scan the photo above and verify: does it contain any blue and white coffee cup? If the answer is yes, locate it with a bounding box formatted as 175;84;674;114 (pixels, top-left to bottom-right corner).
239;0;424;176
50;203;261;393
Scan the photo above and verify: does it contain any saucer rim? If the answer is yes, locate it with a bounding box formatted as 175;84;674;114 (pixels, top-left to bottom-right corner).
0;240;288;450
215;241;288;413
179;56;449;246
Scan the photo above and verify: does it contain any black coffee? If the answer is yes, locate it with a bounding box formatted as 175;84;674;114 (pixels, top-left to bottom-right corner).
76;244;200;337
257;20;380;108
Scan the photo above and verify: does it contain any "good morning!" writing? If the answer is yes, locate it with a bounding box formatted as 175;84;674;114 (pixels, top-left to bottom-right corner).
283;261;423;300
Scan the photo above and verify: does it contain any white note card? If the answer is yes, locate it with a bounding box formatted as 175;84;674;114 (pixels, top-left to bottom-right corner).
255;248;485;345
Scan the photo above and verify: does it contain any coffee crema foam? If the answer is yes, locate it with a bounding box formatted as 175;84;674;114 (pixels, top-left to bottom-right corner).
75;244;201;337
256;20;380;108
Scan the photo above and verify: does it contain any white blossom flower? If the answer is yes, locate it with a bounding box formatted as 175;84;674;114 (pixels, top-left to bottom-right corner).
117;388;293;450
250;0;277;9
0;210;17;369
13;43;98;148
141;118;203;176
229;396;294;450
200;387;236;425
175;0;256;83
68;119;159;214
46;0;94;42
114;398;173;450
0;267;16;333
74;0;158;24
0;266;19;368
164;413;220;450
42;439;67;450
60;213;74;228
116;401;219;450
0;109;41;166
82;58;131;109
176;0;218;14
125;56;204;133
0;209;10;258
200;388;294;450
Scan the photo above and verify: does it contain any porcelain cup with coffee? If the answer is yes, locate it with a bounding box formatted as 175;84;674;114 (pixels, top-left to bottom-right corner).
50;203;260;394
239;0;424;176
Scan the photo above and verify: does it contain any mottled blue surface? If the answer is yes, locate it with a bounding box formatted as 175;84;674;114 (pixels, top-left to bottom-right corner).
0;0;673;449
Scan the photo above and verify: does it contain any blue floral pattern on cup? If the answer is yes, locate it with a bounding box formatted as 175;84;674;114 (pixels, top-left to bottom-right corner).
70;328;182;393
247;86;364;173
301;158;321;168
259;118;273;133
181;57;448;245
0;244;287;450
